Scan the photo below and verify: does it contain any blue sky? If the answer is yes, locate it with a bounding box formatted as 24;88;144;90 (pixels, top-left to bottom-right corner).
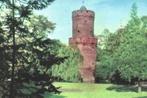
36;0;147;44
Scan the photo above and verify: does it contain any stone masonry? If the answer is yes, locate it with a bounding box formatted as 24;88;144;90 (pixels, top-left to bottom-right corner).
69;6;97;83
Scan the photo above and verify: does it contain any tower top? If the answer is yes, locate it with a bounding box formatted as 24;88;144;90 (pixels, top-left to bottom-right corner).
80;5;87;11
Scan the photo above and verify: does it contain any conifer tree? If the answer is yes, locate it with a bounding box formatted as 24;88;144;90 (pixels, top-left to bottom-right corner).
0;0;65;98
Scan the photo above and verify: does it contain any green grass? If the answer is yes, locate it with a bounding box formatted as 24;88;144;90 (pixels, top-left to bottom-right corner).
45;82;147;98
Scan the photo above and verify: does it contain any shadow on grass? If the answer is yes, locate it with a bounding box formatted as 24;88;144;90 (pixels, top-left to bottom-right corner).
59;88;83;92
44;93;66;98
107;85;147;92
134;97;147;98
49;95;66;98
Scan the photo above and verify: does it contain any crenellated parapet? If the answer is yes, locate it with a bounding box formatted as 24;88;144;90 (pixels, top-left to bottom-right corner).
72;6;94;17
72;10;95;18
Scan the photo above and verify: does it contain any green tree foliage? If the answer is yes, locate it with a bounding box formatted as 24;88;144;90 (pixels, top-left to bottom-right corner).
97;3;147;92
0;0;65;98
96;29;122;81
51;44;82;82
115;3;147;92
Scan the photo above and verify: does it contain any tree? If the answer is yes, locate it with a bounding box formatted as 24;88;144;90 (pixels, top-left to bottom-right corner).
51;43;82;82
115;3;147;92
97;3;147;92
0;0;65;98
96;29;123;82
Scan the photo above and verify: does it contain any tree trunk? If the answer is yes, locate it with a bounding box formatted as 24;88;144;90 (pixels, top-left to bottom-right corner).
10;0;16;98
137;80;142;93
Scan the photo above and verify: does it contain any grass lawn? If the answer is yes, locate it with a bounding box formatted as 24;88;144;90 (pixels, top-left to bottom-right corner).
44;82;147;98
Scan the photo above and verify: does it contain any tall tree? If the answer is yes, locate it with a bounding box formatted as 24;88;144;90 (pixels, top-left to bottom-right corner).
115;3;147;92
97;3;147;92
0;0;65;98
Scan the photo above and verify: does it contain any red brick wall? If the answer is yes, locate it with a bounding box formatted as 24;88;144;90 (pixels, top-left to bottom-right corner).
69;7;97;83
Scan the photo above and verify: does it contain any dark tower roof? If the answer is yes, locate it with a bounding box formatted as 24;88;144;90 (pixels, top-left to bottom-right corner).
80;5;87;11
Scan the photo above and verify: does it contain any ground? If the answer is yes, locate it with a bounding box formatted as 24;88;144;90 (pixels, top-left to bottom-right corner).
44;82;147;98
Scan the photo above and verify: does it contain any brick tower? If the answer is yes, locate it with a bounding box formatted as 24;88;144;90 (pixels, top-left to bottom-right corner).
69;6;97;83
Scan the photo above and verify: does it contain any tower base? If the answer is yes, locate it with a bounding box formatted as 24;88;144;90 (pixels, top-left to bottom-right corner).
69;36;97;83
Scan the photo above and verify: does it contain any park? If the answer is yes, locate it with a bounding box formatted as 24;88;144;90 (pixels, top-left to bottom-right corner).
0;0;147;98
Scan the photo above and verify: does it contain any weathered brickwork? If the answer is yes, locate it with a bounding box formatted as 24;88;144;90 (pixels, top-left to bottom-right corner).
69;6;97;83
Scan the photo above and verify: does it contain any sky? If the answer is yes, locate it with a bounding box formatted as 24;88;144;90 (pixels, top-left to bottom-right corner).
36;0;147;44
